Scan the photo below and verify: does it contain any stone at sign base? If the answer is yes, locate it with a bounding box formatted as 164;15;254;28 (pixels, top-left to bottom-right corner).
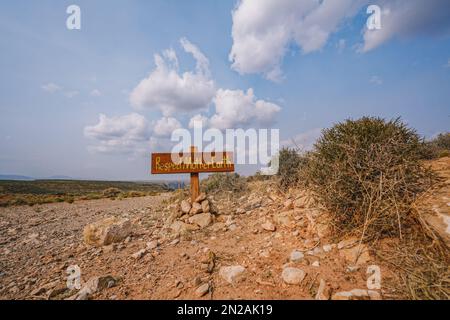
188;213;213;228
83;217;132;247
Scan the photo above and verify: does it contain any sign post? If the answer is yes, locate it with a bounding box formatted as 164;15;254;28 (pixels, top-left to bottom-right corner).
151;146;235;202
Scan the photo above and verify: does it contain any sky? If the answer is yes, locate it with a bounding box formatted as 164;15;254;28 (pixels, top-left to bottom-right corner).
0;0;449;181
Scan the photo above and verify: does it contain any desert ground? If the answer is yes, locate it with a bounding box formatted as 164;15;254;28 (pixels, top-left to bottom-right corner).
0;158;449;300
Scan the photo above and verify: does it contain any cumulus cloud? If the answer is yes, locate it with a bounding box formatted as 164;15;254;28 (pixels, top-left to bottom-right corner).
130;38;215;116
41;83;61;93
229;0;366;81
208;88;281;130
281;128;322;151
230;0;450;79
90;89;102;97
361;0;450;52
189;114;209;129
84;113;151;154
152;117;182;137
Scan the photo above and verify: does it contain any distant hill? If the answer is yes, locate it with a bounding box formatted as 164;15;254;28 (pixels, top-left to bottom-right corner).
44;175;73;180
0;175;34;181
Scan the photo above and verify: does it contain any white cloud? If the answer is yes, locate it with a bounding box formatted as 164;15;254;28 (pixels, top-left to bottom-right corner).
208;88;281;130
361;0;450;52
152;117;182;137
337;39;346;53
130;38;215;116
189;114;209;129
90;89;102;97
281;128;322;151
229;0;366;81
370;75;383;85
41;83;61;93
64;91;79;98
84;113;151;154
445;58;450;68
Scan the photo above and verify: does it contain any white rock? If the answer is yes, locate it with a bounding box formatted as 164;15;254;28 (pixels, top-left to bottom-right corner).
131;249;147;260
323;244;333;252
290;250;304;262
146;240;159;250
180;200;191;214
83;218;132;247
195;283;210;297
201;200;210;213
332;289;381;300
261;221;276;232
190;202;203;215
219;266;246;284
195;193;207;203
74;276;117;300
312;261;320;267
315;279;329;300
188;213;213;229
281;267;306;285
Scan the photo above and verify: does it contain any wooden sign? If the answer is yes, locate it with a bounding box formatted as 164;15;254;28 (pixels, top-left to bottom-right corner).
151;147;234;202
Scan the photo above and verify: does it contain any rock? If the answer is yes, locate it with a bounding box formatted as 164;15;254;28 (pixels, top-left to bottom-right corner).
188;213;213;229
102;244;116;254
235;208;247;215
290;250;304;262
322;244;333;252
312;261;320;267
332;289;381;300
211;222;227;232
261;221;276;232
146;240;159;250
201;200;210;213
219;266;246;284
131;249;147;260
190;202;203;215
195;283;210;297
181;200;191;215
74;276;117;300
340;244;371;266
83;218;132;247
274;211;293;227
170;221;199;234
315;279;330;300
282;267;306;285
195;193;207;203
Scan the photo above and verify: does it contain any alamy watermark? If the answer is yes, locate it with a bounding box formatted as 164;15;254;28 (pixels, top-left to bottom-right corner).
170;121;280;175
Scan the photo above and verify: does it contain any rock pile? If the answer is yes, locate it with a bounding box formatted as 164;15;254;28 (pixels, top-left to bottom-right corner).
169;193;215;235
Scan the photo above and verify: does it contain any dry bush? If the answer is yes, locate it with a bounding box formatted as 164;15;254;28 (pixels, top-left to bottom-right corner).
377;231;450;300
301;117;435;240
102;187;122;198
201;173;247;195
419;132;450;160
276;147;307;190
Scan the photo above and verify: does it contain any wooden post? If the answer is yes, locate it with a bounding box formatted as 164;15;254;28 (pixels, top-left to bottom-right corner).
190;146;200;202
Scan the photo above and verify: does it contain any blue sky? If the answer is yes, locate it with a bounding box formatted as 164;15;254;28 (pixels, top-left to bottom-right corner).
0;0;449;180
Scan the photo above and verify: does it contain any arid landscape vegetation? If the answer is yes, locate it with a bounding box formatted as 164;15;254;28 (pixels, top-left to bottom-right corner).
0;118;448;300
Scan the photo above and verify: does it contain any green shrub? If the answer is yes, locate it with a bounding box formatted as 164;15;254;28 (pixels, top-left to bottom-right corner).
301;117;434;240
